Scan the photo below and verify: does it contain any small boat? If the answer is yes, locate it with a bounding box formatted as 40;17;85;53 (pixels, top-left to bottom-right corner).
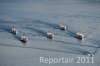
88;54;93;57
59;24;66;30
11;27;17;34
75;32;84;40
47;30;54;39
21;34;28;43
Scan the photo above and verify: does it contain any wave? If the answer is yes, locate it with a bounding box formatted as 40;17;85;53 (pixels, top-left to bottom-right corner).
0;43;92;55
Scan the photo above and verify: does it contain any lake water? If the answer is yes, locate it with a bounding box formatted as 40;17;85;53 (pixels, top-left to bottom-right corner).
0;0;100;66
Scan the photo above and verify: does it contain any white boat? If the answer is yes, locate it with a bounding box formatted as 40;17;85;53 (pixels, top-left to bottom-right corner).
88;53;93;57
11;27;17;34
59;24;66;30
21;34;28;43
47;30;54;39
76;32;84;40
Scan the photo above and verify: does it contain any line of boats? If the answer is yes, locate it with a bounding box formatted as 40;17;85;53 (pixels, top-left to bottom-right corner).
11;24;94;57
11;24;85;43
